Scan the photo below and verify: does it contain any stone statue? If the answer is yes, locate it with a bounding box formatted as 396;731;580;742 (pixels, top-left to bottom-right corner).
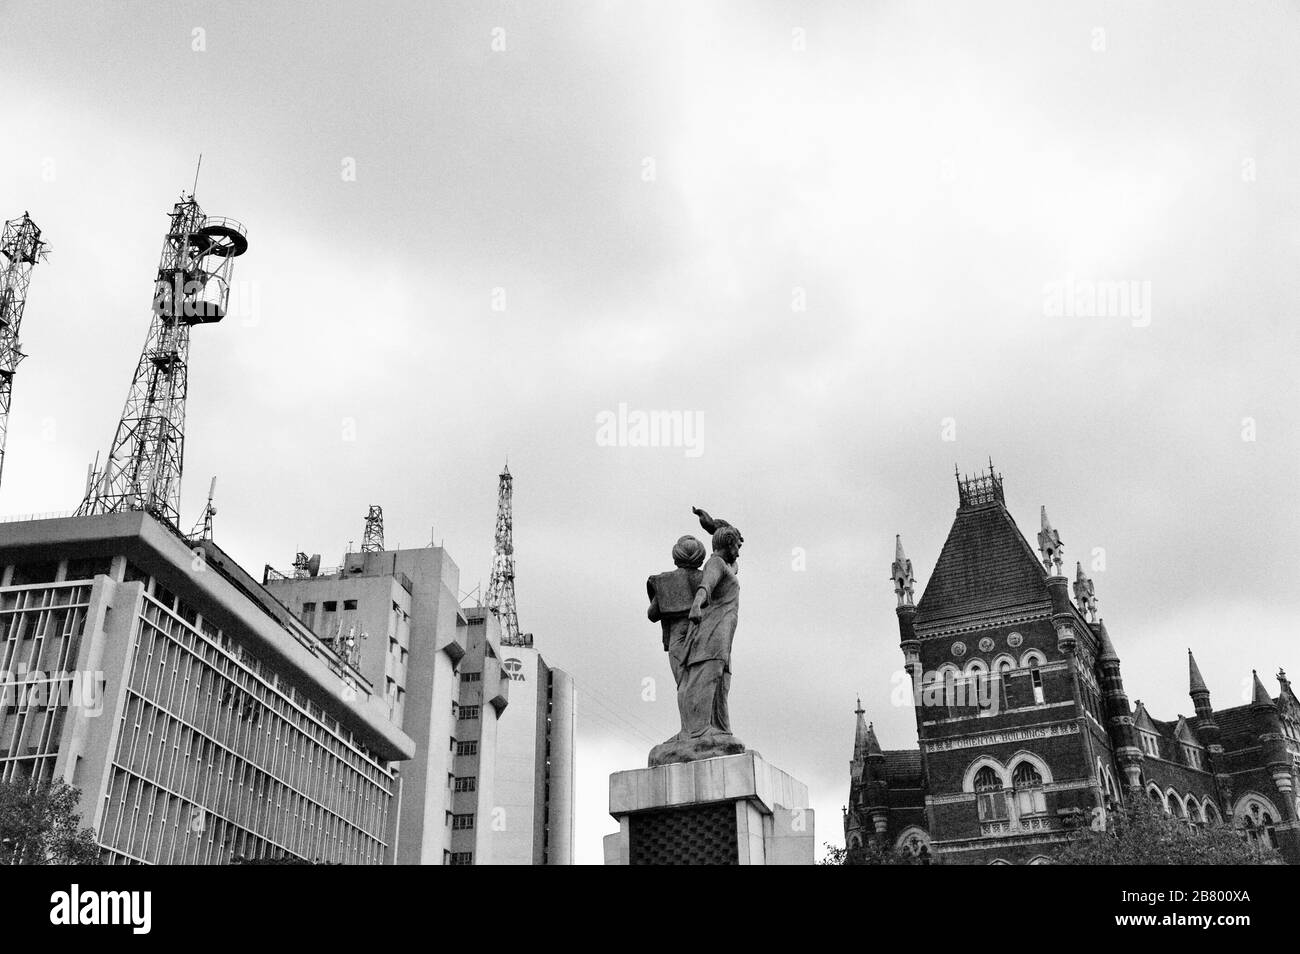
646;535;706;705
646;506;748;766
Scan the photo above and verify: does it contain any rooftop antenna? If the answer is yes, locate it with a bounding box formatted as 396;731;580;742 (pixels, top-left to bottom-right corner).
191;154;202;198
361;505;385;552
486;461;531;646
188;475;217;541
75;186;248;527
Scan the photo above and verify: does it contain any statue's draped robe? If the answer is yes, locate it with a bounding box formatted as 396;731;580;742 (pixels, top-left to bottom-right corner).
646;567;702;684
679;554;739;738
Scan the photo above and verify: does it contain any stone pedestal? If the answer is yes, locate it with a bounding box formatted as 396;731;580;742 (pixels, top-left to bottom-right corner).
603;752;815;865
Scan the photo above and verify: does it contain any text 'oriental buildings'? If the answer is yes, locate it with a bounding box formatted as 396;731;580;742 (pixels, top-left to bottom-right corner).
845;466;1300;865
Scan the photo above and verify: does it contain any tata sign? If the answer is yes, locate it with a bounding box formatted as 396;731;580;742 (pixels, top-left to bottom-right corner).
503;657;525;682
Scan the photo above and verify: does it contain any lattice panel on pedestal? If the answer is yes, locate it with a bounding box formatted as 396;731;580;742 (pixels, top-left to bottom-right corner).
628;802;738;865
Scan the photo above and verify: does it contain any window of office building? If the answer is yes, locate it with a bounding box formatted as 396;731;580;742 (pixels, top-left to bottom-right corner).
458;705;480;721
452;814;474;830
456;741;478;756
454;776;476;792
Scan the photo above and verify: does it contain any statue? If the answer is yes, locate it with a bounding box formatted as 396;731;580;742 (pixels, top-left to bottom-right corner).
646;535;706;711
645;506;749;766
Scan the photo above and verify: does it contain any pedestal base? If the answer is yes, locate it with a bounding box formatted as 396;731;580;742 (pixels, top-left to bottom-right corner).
603;752;815;865
647;732;750;767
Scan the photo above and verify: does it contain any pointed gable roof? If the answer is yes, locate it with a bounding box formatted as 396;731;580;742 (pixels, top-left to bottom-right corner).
1132;701;1160;735
1173;715;1200;746
915;499;1050;628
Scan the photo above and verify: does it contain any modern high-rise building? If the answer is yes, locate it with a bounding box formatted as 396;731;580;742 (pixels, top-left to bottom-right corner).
455;608;574;865
263;544;490;864
0;512;414;864
265;544;575;864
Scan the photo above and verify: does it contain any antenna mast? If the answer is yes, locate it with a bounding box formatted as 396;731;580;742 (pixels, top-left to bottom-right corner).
188;475;217;541
361;505;385;552
0;213;48;492
76;191;248;527
485;463;529;646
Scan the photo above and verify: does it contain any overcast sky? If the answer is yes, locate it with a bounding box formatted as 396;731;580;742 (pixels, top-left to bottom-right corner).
2;1;1298;864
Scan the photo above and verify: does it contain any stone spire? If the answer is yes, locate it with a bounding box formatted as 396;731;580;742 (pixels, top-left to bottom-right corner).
864;721;883;759
1037;506;1064;576
1188;649;1209;695
1095;618;1120;663
1252;670;1275;708
1092;617;1142;788
891;534;915;607
1073;560;1097;621
1249;671;1293;804
853;698;870;761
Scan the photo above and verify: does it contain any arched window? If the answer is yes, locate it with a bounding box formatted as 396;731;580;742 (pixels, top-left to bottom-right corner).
1020;649;1046;669
1168;791;1186;820
1099;764;1118;809
1012;762;1047;816
992;655;1016;673
974;766;1008;822
1147;785;1165;812
1203;801;1221;827
1237;798;1278;849
895;827;931;862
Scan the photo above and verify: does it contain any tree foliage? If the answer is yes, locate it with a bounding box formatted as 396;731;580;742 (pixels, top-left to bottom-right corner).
819;840;928;865
0;779;101;865
1055;798;1282;865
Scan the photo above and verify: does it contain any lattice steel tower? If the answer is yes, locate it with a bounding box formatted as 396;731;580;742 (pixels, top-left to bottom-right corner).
77;193;248;527
485;463;526;646
361;505;385;552
0;213;49;492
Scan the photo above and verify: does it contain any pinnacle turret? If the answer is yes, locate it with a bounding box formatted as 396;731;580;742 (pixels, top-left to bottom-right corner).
1037;505;1064;575
891;534;915;607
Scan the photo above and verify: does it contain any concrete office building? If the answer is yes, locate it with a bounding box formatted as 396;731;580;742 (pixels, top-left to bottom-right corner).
456;609;575;865
263;544;503;865
0;512;414;864
267;546;575;865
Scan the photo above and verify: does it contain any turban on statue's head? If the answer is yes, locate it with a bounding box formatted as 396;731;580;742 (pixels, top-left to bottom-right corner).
672;535;707;569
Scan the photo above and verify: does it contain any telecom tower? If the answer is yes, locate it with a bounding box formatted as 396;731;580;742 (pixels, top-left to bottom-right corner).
0;213;49;492
360;505;385;552
77;192;248;527
485;463;529;646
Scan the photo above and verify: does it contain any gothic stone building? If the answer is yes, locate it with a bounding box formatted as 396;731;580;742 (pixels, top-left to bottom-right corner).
845;466;1300;865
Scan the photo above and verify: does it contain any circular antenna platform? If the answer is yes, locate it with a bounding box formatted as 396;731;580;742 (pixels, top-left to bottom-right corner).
194;217;248;257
